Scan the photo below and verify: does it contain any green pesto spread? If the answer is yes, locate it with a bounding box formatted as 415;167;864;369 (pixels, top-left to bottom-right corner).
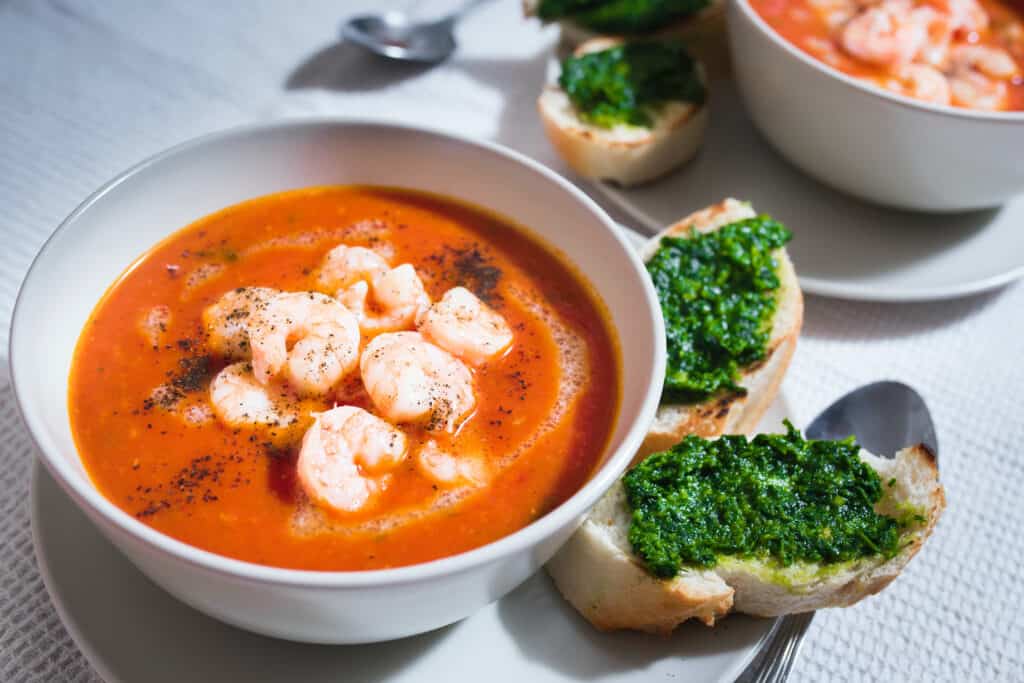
623;422;915;579
558;41;705;129
646;216;791;403
538;0;711;34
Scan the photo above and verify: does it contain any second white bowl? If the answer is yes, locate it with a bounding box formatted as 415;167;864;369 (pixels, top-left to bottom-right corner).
728;0;1024;212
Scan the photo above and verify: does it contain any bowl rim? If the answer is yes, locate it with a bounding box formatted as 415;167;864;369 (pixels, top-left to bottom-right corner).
9;118;667;589
732;0;1024;123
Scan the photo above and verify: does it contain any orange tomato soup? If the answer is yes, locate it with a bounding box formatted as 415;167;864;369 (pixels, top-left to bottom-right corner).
69;186;620;571
750;0;1024;110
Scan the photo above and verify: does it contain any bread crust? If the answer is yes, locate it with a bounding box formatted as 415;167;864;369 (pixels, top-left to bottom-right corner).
545;480;734;634
726;445;945;616
537;38;709;187
545;199;941;633
547;445;945;631
637;199;803;460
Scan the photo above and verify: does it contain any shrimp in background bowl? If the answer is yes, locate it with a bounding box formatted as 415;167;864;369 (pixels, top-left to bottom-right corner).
753;0;1024;110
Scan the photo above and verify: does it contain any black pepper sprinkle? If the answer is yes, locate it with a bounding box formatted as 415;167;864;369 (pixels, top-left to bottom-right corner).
424;245;503;303
133;453;240;518
169;355;212;393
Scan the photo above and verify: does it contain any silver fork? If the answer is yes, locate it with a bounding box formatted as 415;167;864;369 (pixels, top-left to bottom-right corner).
738;381;938;682
741;612;814;683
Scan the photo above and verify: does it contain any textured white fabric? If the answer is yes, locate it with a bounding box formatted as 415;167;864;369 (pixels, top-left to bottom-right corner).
1;0;1021;681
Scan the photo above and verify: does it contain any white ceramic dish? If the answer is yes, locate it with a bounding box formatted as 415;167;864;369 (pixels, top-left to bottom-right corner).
727;0;1024;212
10;120;666;645
31;377;794;682
29;461;769;683
596;79;1024;302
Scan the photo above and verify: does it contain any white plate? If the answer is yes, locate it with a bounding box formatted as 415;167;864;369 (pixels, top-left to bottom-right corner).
596;80;1024;302
29;229;790;683
32;442;781;683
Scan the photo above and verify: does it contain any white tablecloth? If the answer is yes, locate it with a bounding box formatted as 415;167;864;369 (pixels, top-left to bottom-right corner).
1;1;1021;680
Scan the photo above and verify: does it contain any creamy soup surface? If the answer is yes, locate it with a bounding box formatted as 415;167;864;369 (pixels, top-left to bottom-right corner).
70;186;620;571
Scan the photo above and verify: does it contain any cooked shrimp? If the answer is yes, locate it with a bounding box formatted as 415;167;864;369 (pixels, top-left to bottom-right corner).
416;440;489;487
297;406;408;513
948;44;1019;109
934;0;988;34
209;361;301;429
340;263;431;335
202;287;278;359
949;70;1010;109
318;245;430;335
808;0;860;28
336;281;371;321
891;63;952;103
138;305;171;348
418;287;514;366
248;291;360;396
909;6;953;67
840;1;928;67
360;331;475;431
317;245;390;291
951;44;1019;79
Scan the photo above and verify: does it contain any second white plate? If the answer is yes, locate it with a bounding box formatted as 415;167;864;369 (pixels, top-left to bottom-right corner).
597;80;1024;302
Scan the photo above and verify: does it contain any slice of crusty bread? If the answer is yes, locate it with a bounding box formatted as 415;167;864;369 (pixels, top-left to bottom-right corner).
546;444;944;633
637;198;803;460
538;37;708;187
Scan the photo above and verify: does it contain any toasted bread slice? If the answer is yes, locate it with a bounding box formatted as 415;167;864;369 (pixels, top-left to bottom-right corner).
546;444;944;633
546;477;733;633
638;199;803;460
538;38;709;187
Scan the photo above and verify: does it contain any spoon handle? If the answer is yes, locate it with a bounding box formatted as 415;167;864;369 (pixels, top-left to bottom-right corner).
435;0;493;27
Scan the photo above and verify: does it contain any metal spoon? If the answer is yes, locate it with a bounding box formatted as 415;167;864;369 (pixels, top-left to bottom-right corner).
342;0;491;63
740;381;938;683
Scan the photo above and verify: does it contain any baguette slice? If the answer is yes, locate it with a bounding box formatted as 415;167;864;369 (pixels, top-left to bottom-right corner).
638;198;803;460
546;444;944;633
538;38;709;187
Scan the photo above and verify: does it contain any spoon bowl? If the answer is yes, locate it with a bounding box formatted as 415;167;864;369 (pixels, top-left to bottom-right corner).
343;13;457;63
804;380;938;458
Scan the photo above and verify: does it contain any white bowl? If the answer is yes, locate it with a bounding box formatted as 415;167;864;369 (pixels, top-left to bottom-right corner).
10;121;666;644
727;0;1024;212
